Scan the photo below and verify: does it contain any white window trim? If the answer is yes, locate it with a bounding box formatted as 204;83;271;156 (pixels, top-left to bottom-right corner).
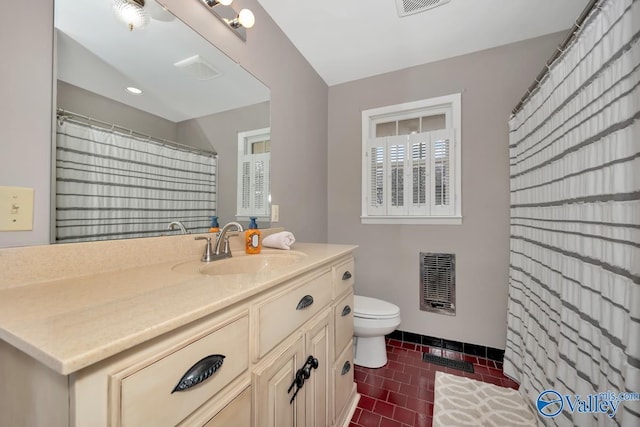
236;127;271;223
361;94;462;225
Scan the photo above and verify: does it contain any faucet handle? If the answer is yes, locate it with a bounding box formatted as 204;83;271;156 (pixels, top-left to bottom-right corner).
194;236;214;262
222;235;231;255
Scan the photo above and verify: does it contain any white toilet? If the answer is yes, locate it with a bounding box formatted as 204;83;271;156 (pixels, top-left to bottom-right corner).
353;295;401;368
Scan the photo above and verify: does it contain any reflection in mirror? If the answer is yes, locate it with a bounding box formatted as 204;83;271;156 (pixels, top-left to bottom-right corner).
237;128;271;222
53;0;270;243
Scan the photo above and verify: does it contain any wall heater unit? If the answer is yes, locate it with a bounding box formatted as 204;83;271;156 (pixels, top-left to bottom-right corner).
420;252;455;315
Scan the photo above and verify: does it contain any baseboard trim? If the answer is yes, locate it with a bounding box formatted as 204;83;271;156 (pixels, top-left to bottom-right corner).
385;330;505;362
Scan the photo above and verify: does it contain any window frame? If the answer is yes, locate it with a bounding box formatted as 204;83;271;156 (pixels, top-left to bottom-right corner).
236;127;271;222
361;94;462;225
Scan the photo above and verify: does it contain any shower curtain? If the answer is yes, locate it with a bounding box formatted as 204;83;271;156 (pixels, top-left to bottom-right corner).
505;0;639;426
56;119;217;242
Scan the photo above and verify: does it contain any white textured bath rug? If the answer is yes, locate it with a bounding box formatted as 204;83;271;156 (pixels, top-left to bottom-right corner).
432;371;540;426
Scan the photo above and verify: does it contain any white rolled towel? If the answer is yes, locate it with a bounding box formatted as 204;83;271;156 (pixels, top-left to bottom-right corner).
262;231;296;250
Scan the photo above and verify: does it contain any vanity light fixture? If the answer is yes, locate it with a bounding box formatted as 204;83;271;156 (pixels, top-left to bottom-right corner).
112;0;150;32
202;0;233;6
198;0;255;41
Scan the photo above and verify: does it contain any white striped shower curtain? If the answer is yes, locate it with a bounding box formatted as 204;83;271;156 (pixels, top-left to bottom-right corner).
56;120;217;242
505;0;639;426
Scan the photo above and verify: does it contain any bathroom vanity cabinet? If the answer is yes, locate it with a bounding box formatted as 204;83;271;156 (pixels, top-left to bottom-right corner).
0;241;358;427
253;258;356;427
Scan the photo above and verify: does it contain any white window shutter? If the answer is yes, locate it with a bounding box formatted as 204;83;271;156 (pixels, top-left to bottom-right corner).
251;152;270;217
407;133;429;216
430;129;455;216
387;135;408;216
366;138;387;215
239;160;251;213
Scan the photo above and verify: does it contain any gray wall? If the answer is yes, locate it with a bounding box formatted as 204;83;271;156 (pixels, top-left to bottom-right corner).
0;0;328;248
0;1;54;247
57;81;178;141
327;33;565;350
177;101;270;225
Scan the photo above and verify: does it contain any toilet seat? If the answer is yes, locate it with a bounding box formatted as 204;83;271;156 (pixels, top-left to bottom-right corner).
354;295;400;320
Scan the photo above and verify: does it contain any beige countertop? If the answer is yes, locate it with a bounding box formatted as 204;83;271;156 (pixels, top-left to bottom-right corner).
0;242;356;375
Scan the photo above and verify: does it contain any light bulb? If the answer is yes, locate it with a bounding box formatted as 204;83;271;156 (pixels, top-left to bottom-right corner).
219;0;233;5
237;9;255;29
112;0;149;31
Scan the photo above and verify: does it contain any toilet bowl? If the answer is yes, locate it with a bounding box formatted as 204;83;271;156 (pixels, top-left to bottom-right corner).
353;295;401;368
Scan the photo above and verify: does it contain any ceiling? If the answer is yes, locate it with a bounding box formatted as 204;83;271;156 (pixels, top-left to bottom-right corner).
256;0;591;86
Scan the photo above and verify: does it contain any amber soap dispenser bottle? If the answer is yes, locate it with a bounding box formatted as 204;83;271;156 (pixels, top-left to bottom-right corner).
245;217;262;254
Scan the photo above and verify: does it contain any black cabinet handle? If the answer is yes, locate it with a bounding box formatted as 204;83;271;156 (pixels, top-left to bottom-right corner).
288;355;319;404
296;295;314;310
342;271;352;281
341;305;351;317
307;355;319;370
341;360;351;376
172;354;225;393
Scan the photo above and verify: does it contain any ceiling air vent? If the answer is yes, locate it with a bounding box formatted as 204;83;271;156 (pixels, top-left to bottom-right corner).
173;55;221;81
396;0;451;17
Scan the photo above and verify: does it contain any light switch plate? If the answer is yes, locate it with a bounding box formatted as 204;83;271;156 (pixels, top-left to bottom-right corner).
271;204;279;222
0;186;34;231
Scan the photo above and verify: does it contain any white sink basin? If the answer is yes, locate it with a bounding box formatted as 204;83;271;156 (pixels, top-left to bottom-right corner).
172;251;307;276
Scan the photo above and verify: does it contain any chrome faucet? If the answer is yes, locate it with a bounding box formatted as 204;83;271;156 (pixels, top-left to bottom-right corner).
214;221;244;258
168;221;190;234
195;221;244;262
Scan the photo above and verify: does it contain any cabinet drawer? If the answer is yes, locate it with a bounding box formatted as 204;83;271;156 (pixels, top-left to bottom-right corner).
332;258;354;298
334;291;354;358
333;340;355;423
255;270;331;359
111;314;249;427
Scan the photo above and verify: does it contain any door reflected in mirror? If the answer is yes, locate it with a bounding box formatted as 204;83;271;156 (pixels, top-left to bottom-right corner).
53;0;270;243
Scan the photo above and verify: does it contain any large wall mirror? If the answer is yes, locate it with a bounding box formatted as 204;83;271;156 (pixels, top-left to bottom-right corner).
53;0;270;243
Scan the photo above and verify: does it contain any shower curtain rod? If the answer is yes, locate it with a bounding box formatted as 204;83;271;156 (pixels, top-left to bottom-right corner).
56;108;217;157
511;0;600;115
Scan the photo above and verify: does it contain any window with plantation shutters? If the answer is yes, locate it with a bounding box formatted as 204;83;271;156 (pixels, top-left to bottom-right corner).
237;128;271;221
361;94;461;224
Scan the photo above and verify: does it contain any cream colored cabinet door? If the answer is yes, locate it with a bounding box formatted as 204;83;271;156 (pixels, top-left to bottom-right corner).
254;334;305;427
304;309;331;427
203;387;251;427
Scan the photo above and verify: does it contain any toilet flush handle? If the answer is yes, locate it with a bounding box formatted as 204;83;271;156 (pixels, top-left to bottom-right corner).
342;271;352;280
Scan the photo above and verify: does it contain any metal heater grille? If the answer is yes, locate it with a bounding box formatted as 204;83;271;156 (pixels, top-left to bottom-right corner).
420;252;455;315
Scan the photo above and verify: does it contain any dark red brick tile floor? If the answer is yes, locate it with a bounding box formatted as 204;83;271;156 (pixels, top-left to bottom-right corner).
349;339;519;427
